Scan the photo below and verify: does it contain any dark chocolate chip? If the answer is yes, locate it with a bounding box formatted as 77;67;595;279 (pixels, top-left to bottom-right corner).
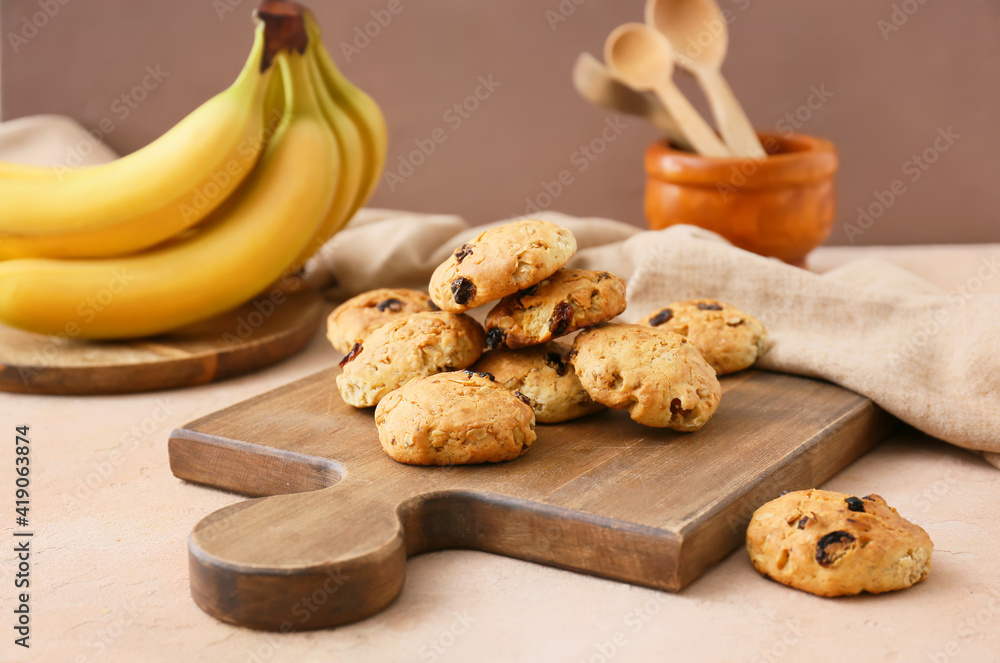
815;531;856;567
451;277;476;305
376;297;403;312
697;302;723;311
796;517;809;529
595;272;612;282
845;496;866;513
670;398;692;416
549;301;575;336
338;342;362;368
485;327;507;350
513;389;532;406
454;243;473;263
862;495;876;502
545;352;570;377
649;308;673;326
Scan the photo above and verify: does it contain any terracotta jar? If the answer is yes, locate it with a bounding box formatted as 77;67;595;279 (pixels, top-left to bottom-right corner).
644;132;838;267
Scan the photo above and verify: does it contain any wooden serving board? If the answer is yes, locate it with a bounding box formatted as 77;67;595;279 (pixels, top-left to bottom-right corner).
169;367;894;631
0;289;323;395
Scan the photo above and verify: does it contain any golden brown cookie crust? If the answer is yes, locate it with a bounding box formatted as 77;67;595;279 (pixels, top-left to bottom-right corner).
429;219;577;313
336;312;485;408
471;342;605;423
326;288;436;353
484;269;627;350
639;299;769;375
570;323;721;431
746;489;933;597
374;370;536;465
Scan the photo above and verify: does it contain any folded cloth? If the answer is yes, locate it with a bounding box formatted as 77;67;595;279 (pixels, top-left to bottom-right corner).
304;210;1000;470
4;116;998;468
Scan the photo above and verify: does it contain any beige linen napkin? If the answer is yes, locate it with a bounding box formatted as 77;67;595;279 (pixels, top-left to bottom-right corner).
4;116;998;468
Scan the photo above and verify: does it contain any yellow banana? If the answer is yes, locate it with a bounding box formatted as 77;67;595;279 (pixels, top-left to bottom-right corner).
0;49;338;339
0;23;274;258
286;41;365;268
305;11;387;226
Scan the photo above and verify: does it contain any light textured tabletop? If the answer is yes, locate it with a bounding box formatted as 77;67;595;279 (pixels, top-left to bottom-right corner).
4;243;999;663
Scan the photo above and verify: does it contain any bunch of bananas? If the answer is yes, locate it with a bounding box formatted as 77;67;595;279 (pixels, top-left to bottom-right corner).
0;2;386;339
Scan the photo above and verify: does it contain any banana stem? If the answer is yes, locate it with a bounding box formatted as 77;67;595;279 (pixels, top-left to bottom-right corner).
257;0;309;73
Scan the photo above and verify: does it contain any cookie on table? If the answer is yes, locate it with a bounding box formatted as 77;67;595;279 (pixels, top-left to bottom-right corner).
374;370;536;465
471;342;604;423
484;269;627;350
336;312;485;408
429;219;577;313
326;288;436;353
639;299;769;375
570;323;720;431
746;489;933;597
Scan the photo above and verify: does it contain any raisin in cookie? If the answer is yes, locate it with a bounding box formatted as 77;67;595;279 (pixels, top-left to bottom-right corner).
336;312;484;407
746;489;933;597
471;342;604;423
326;288;436;353
375;370;536;465
570;323;720;431
484;269;627;350
429;219;577;313
639;299;769;375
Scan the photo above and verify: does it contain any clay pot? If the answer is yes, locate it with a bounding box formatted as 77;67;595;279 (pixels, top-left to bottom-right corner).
644;132;838;267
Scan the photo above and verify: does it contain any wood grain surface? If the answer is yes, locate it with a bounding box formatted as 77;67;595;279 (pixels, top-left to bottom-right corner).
169;367;895;631
0;289;324;395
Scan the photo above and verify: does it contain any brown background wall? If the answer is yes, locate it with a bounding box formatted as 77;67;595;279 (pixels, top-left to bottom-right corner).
1;0;998;245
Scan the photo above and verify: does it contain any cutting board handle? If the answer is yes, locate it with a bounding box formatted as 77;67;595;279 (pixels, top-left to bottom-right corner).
188;479;406;631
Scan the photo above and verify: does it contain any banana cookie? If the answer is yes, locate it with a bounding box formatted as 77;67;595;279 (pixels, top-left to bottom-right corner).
746;489;933;597
429;219;577;313
570;323;721;431
374;370;536;465
484;269;627;350
471;342;604;423
639;299;769;375
336;312;485;407
326;288;436;353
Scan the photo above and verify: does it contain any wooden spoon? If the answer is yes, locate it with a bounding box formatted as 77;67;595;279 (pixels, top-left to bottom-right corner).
604;23;731;157
572;52;694;152
645;0;765;158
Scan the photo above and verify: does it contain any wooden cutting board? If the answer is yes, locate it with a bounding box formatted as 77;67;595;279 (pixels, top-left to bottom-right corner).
169;367;894;631
0;289;323;395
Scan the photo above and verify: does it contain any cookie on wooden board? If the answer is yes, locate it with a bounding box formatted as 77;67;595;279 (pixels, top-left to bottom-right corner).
336;312;484;407
374;370;536;465
471;342;605;423
484;269;627;350
570;323;721;431
639;299;769;375
746;489;933;597
429;219;577;313
326;288;436;353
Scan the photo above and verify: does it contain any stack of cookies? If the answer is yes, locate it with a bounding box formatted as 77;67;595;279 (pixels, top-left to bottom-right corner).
326;218;770;465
